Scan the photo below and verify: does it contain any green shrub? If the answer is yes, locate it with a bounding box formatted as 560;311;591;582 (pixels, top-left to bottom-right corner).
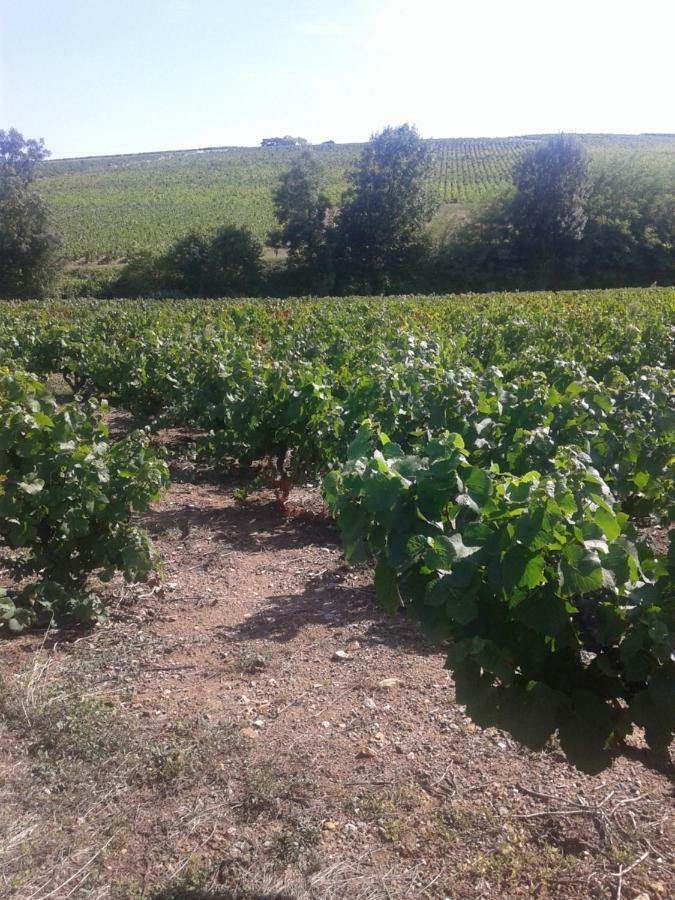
0;367;169;630
325;425;674;773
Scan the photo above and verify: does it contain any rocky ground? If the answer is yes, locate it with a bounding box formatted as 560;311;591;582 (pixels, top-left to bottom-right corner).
1;465;673;899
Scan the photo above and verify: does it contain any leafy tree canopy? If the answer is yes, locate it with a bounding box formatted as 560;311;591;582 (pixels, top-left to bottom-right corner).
0;129;62;298
509;133;590;263
270;150;332;280
205;224;263;297
335;123;435;293
0;128;49;183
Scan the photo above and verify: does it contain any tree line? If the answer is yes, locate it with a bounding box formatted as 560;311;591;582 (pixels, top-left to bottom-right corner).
1;125;673;299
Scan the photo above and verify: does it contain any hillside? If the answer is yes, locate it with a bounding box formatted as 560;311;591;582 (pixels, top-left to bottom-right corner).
37;134;675;261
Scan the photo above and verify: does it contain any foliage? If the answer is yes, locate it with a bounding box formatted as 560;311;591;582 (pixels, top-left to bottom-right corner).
325;423;674;773
580;159;675;286
431;151;675;292
0;129;62;298
114;225;263;298
508;134;590;271
270;150;333;289
59;263;120;299
0;128;50;183
335;124;435;293
0;289;672;767
36;134;674;262
108;250;170;298
161;231;211;295
0;289;672;483
429;194;518;292
0;367;169;630
204;224;263;297
0;180;63;298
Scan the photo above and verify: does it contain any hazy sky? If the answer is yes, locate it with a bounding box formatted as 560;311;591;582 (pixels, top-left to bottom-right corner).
1;0;673;159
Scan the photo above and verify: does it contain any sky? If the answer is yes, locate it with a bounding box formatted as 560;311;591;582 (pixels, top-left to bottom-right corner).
0;0;673;159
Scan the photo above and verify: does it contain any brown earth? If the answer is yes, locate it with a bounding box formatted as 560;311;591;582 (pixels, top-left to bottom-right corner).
1;466;673;900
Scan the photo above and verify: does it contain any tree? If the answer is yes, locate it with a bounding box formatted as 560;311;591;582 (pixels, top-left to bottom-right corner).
0;128;49;183
163;226;264;297
334;124;435;293
579;161;675;286
270;150;332;288
0;129;62;298
508;133;590;272
110;250;168;298
162;230;211;294
114;226;263;298
204;225;263;297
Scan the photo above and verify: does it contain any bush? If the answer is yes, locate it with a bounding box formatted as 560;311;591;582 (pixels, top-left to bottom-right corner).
0;368;169;630
59;264;120;299
161;231;211;295
112;226;264;298
107;251;170;298
203;225;263;297
325;425;674;772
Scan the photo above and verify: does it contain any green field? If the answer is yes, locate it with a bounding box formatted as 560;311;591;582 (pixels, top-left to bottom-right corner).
37;134;675;261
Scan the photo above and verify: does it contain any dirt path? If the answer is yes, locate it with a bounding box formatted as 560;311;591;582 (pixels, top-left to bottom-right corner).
1;475;673;899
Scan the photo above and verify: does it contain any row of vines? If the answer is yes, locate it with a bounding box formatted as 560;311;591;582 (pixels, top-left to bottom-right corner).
430;138;531;203
1;288;673;771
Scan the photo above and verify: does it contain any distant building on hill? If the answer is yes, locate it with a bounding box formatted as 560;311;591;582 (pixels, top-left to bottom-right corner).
261;136;308;148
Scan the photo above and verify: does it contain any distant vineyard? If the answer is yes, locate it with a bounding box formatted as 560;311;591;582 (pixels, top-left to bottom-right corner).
430;138;533;202
36;134;675;261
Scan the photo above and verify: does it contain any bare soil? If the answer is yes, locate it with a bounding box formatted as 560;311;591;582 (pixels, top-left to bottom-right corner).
1;465;673;900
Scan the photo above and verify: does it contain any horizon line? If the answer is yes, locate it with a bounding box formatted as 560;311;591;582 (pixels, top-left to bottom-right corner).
44;131;675;164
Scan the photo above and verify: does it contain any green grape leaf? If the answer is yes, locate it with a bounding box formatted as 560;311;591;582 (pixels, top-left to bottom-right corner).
502;545;546;592
558;544;603;597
